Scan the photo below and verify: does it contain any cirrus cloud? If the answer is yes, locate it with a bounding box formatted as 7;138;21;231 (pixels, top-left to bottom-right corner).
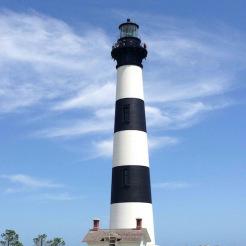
0;10;244;159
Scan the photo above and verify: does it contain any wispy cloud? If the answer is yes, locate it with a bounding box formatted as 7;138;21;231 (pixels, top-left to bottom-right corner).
37;118;112;138
93;138;113;158
152;100;232;130
36;107;114;138
148;136;179;149
0;174;62;190
36;192;84;201
153;182;192;190
53;82;115;111
0;174;83;202
0;10;244;157
0;10;112;113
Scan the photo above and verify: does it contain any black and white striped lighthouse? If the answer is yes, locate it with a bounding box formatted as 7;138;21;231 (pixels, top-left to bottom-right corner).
110;19;156;245
83;19;156;246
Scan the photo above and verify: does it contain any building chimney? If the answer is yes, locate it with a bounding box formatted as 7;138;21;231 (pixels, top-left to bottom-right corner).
92;219;100;231
136;218;142;230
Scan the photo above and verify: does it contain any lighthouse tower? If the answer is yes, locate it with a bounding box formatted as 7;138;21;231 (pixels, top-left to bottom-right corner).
110;19;155;245
83;19;156;246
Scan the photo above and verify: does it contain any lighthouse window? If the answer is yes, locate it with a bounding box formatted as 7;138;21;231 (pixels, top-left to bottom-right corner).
123;104;130;124
120;24;138;38
122;168;130;186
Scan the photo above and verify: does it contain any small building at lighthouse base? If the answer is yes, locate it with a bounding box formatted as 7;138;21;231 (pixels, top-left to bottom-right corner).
83;219;151;246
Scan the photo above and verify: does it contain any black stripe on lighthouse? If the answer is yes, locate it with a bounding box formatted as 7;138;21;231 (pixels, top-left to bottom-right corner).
111;165;152;204
114;98;146;133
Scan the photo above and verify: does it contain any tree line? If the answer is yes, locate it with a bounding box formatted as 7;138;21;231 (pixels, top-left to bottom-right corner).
0;229;65;246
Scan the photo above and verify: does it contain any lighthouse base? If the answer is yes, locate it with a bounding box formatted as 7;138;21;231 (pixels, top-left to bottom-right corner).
110;203;155;245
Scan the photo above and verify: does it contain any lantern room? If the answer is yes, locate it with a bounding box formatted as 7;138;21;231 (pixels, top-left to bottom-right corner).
119;18;139;38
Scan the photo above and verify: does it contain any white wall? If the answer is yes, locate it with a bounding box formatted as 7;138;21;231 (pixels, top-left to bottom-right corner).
110;203;155;245
113;130;149;167
116;65;144;100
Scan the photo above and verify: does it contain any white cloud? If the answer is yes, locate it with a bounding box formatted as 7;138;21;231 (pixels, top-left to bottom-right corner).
0;174;62;189
37;192;83;201
53;82;115;111
164;100;231;129
148;136;179;149
0;10;244;157
93;139;113;158
94;107;114;120
37;118;112;138
145;77;230;104
153;181;192;190
3;187;25;194
146;106;171;127
0;10;113;113
0;174;82;202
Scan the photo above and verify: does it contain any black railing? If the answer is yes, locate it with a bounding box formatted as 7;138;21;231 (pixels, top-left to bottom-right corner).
112;38;146;50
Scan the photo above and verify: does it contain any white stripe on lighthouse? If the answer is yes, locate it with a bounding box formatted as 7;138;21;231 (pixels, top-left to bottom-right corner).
110;203;155;245
116;65;144;100
113;130;149;167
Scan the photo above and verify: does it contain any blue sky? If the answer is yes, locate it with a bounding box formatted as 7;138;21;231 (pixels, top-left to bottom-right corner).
0;0;245;246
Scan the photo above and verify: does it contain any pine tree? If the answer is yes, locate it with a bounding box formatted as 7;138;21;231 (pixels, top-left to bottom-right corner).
0;229;23;246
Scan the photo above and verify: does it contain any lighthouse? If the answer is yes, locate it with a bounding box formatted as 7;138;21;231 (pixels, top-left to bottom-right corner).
110;18;155;245
83;19;156;246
